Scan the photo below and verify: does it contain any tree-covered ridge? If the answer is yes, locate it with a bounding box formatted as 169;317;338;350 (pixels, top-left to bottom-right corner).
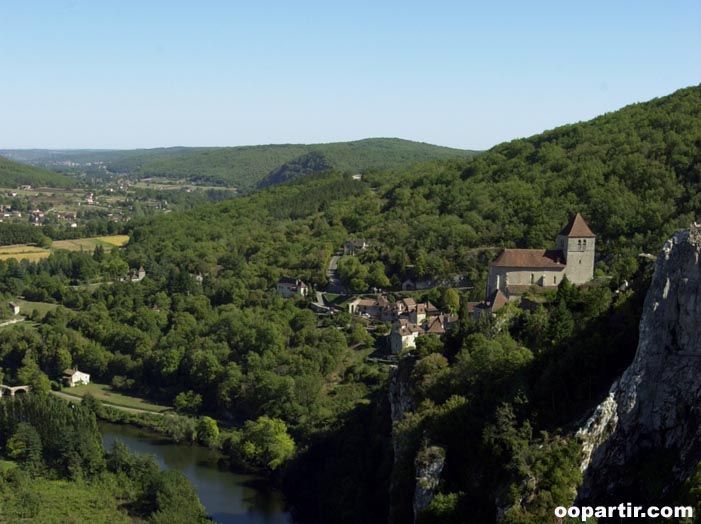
119;86;701;296
0;156;76;188
134;138;479;189
4;138;479;190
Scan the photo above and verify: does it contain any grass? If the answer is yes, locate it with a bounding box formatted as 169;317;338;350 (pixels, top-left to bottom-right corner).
0;234;129;262
0;478;130;524
0;459;16;473
15;299;58;317
64;382;171;413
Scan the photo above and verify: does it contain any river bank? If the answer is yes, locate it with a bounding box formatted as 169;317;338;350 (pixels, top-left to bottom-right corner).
100;421;292;524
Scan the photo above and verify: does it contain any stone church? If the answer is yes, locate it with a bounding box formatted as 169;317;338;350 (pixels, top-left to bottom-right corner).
486;213;596;297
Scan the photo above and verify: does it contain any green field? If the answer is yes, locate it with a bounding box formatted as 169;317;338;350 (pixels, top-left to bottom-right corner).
64;383;171;413
15;299;58;317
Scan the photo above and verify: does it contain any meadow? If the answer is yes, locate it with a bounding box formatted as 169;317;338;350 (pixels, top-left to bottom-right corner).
0;234;129;261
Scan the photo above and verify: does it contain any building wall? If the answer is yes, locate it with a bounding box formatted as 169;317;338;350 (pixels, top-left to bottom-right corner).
67;372;90;387
487;266;565;295
389;332;419;354
558;235;595;284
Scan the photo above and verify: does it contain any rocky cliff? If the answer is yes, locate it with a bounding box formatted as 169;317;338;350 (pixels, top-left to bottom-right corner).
388;358;445;524
578;225;701;502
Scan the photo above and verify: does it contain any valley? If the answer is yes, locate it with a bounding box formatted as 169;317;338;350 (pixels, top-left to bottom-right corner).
0;85;699;523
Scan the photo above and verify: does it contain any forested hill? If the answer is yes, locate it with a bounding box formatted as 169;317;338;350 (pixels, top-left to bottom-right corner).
130;138;479;190
0;156;76;188
125;85;701;290
2;139;478;190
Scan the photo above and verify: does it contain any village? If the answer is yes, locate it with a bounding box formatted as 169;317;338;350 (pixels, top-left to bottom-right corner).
275;213;597;356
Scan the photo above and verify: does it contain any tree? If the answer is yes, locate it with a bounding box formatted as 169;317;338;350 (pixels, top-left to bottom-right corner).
236;416;296;471
37;234;52;249
7;422;44;476
546;300;574;347
196;416;220;448
148;470;208;524
440;288;460;314
173;391;202;415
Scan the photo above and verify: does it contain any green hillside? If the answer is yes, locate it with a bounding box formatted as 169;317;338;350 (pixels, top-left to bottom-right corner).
2;139;478;190
0;156;76;188
116;84;701;522
125;85;701;286
134;138;479;189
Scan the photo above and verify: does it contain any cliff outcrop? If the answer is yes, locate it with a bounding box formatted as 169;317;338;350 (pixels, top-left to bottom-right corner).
578;225;701;501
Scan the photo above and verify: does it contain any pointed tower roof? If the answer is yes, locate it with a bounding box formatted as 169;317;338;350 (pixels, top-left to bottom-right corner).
558;213;595;238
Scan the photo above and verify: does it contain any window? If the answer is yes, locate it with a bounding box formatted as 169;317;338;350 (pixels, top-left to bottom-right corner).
530;273;534;284
553;276;557;284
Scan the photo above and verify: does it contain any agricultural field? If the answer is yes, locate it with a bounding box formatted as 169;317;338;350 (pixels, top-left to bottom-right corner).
0;234;129;261
52;234;129;251
133;177;238;192
0;244;50;261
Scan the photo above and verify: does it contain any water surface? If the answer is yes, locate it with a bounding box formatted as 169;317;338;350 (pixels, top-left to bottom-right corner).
100;421;292;524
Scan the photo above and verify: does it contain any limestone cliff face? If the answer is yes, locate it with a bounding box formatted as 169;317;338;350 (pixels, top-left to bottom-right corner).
578;225;701;500
413;446;446;518
388;358;446;524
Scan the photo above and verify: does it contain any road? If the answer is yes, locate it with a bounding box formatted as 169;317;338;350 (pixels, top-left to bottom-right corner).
325;254;346;294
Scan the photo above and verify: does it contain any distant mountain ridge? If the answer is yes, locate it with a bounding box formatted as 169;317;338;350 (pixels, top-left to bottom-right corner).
2;138;479;191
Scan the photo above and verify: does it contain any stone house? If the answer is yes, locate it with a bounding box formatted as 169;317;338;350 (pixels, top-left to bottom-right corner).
486;213;595;297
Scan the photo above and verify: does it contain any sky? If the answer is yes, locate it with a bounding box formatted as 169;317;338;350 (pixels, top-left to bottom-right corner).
0;0;699;150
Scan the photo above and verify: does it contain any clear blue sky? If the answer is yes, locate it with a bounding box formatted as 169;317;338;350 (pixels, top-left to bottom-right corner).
1;0;699;150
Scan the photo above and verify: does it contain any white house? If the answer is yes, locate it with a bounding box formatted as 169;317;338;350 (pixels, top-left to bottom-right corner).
8;302;20;316
63;368;90;387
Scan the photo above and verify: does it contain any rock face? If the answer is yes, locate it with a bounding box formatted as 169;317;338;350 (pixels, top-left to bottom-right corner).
389;358;446;523
388;362;415;424
413;446;446;520
578;225;701;500
388;361;416;524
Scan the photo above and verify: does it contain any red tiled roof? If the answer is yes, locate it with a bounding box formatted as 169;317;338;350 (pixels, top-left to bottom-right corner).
425;317;445;334
485;289;509;312
559;213;595;238
490;249;566;269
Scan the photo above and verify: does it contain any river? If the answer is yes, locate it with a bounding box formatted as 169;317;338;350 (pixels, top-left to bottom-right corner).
100;422;292;524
